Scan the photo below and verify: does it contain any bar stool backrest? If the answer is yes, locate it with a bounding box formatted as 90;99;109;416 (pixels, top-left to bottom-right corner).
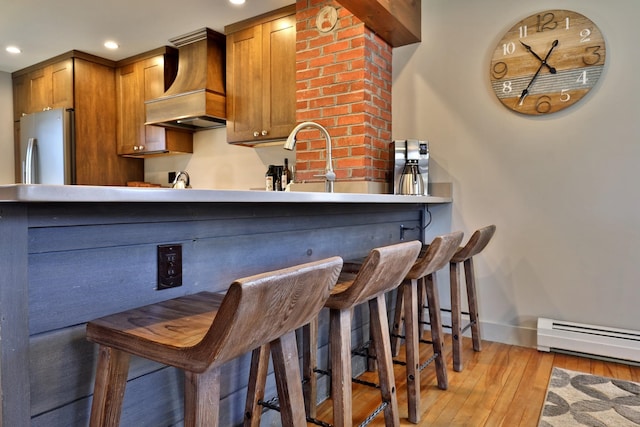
193;257;343;369
451;225;496;263
407;231;464;279
326;240;422;309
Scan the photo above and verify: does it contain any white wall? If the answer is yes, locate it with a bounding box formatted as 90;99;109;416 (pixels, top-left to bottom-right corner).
392;0;640;345
0;72;15;184
144;128;294;190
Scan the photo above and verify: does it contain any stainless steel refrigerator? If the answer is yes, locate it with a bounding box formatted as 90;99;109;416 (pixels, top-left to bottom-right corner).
19;108;75;184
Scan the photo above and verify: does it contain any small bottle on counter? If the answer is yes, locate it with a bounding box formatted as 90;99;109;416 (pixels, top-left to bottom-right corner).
273;165;283;191
282;158;292;189
265;165;275;191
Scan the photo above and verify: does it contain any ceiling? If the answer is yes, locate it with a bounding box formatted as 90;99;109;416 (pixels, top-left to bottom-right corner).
0;0;293;73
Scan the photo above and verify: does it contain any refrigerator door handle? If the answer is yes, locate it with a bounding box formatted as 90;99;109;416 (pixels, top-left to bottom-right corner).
25;137;37;184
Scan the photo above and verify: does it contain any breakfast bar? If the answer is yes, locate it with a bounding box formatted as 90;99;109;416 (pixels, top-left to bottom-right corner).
0;184;452;426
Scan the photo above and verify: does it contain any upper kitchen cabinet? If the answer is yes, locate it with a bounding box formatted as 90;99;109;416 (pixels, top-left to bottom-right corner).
116;48;193;157
225;5;296;145
12;51;143;185
12;57;72;121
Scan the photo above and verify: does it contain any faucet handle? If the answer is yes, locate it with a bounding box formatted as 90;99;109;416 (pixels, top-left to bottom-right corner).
314;170;336;181
314;170;336;193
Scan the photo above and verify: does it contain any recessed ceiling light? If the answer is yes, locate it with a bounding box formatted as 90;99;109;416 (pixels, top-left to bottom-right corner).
104;41;119;50
6;46;21;54
229;0;245;5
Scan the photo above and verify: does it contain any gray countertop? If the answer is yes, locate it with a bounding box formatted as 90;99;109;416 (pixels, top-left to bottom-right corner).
0;184;452;204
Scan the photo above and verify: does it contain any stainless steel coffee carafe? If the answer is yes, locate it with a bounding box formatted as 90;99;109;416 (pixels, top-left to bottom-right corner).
398;160;424;195
392;139;429;195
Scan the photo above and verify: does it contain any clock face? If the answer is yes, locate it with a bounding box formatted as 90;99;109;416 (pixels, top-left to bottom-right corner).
490;10;606;115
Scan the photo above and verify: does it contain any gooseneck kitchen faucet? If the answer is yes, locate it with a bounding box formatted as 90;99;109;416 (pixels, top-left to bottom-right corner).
284;121;335;193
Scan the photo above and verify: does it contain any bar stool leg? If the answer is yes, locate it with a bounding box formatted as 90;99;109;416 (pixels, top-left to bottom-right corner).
390;286;404;357
302;319;318;418
89;345;130;427
329;307;353;427
369;294;400;426
403;278;421;424
449;261;464;372
424;274;448;389
244;344;271;427
417;277;428;339
465;258;482;352
184;367;221;427
271;331;308;427
367;328;378;372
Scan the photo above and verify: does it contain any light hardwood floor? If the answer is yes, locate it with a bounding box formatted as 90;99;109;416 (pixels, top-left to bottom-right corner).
314;334;640;426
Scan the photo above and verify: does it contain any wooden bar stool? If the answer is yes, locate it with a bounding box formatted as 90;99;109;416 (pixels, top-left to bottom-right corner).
321;241;422;427
449;224;496;372
390;231;464;424
86;257;343;427
246;240;422;427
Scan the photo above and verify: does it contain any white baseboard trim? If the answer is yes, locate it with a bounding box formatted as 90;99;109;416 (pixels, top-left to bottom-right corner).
438;312;537;349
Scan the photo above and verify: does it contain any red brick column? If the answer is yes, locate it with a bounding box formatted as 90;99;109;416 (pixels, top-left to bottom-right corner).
294;0;392;192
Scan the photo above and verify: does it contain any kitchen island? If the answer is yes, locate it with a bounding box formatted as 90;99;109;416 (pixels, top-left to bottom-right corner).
0;184;452;426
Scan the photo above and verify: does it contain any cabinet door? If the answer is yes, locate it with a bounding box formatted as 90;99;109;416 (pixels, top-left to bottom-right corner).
142;57;170;153
262;14;296;141
12;73;29;121
226;24;264;143
50;59;73;109
116;63;144;155
28;68;49;112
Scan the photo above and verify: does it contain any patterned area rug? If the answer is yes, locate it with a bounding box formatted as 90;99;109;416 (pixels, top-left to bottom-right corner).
539;367;640;426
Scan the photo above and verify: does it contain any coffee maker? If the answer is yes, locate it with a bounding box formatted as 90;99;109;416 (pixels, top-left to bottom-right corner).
392;139;429;195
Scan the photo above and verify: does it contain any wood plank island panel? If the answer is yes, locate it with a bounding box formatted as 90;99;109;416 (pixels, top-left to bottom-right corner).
0;193;451;426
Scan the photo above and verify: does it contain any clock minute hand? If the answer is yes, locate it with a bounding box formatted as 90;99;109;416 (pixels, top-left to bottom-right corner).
517;40;559;106
520;41;557;74
518;63;544;105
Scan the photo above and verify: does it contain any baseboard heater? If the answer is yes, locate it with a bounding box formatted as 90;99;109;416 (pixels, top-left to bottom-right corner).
537;317;640;363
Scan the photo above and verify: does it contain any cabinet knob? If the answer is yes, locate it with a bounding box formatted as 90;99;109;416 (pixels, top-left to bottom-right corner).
253;131;260;137
261;130;268;136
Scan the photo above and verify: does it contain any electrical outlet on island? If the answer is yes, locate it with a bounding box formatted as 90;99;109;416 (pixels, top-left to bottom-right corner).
157;244;182;290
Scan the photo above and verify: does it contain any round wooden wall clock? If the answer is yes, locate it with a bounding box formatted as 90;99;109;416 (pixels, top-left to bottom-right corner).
489;10;606;115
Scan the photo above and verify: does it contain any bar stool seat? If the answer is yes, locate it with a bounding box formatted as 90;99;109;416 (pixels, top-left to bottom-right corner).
86;257;343;427
448;224;496;372
390;231;464;424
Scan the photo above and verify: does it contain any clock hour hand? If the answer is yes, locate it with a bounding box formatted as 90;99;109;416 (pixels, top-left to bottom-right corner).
520;41;557;74
543;40;559;62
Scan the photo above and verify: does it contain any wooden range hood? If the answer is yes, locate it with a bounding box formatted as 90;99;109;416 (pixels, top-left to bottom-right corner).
145;28;226;132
